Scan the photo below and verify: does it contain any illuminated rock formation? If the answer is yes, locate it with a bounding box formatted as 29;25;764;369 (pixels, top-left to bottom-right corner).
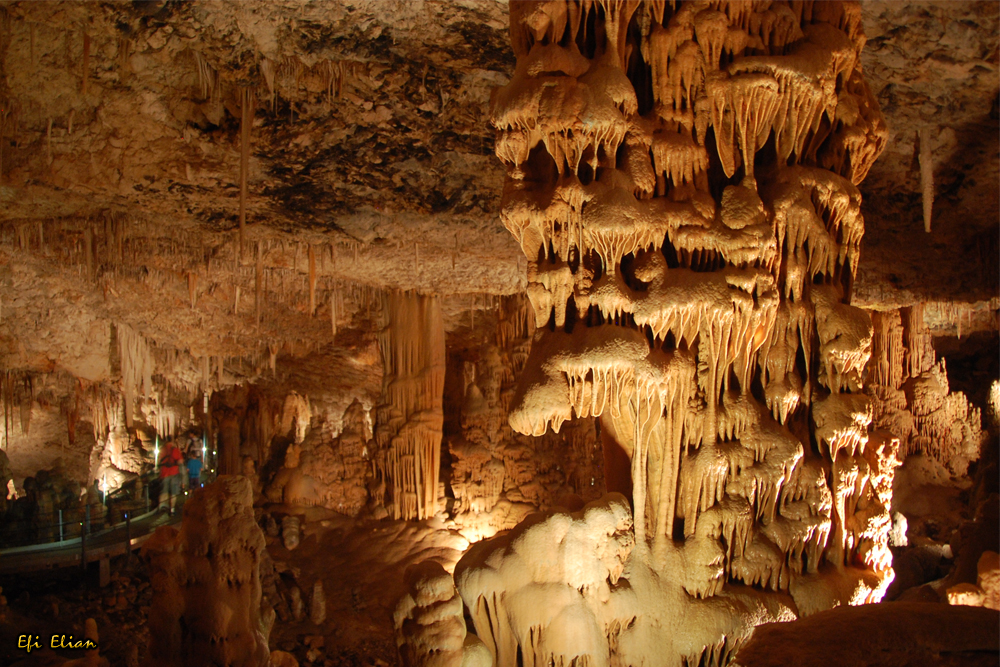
394;561;481;667
463;1;894;664
374;291;447;520
448;295;604;540
455;494;636;667
867;305;984;475
142;476;271;667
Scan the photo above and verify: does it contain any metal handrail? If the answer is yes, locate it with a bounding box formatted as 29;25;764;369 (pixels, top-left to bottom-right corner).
0;469;215;552
0;507;162;555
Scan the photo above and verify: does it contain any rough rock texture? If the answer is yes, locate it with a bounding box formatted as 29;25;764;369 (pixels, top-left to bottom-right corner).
855;1;1000;310
0;0;994;497
732;602;1000;667
446;295;604;540
141;475;271;667
0;0;521;300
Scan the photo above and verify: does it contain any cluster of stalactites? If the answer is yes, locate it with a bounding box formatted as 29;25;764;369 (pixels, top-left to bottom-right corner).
495;1;882;265
495;0;889;615
867;305;984;475
495;9;878;359
373;291;447;521
116;322;154;427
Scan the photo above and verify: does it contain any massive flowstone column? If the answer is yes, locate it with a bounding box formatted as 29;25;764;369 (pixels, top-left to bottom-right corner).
374;291;447;520
457;2;894;665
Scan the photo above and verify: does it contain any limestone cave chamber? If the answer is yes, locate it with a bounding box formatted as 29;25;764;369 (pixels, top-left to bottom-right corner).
0;2;996;666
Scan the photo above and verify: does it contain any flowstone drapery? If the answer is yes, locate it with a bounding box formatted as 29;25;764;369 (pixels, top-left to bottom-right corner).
867;305;983;476
374;291;447;520
457;2;894;665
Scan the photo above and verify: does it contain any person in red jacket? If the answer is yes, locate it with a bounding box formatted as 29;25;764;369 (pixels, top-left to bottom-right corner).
158;439;184;515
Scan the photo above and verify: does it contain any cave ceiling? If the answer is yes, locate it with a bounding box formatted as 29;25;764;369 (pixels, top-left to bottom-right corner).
0;0;996;385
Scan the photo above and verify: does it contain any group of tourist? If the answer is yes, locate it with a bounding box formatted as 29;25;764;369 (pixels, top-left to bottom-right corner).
157;436;206;515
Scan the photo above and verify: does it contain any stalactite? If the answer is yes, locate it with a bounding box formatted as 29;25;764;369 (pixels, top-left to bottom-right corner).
118;36;131;81
194;50;216;100
255;240;263;326
82;31;90;95
188;272;197;309
919;128;933;233
116;323;154;428
84;227;93;278
867;305;984;474
374;291;446;521
239;87;253;256
308;245;316;315
330;291;338;337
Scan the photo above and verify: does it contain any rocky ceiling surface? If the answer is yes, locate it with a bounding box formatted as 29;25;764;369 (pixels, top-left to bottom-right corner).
855;0;999;310
0;0;996;383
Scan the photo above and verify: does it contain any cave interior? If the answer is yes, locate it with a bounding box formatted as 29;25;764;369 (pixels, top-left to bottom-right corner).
0;1;997;667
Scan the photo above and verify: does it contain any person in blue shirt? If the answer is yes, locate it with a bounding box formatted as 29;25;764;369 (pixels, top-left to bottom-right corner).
186;451;204;489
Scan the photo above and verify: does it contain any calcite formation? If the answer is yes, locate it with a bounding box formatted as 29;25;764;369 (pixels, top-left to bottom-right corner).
455;494;636;667
448;295;605;539
142;475;271;667
394;560;490;667
374;291;447;520
266;400;374;513
466;1;897;664
867;305;983;475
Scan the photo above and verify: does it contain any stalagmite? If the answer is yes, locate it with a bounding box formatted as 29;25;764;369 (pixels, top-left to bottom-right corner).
310;581;326;625
142;477;271;667
395;561;484;667
455;494;635;667
289;586;305;622
282;515;301;550
464;2;893;665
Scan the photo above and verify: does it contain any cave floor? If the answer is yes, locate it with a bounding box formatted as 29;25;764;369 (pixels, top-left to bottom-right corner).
262;504;471;666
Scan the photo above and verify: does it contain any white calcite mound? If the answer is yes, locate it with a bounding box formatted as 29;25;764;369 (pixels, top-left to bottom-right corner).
455;494;635;667
394;560;477;667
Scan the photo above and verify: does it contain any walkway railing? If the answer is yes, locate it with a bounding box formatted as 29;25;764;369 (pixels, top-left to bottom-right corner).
0;469;215;553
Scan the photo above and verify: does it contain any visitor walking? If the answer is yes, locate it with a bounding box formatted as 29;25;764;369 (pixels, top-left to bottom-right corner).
186;450;204;489
158;439;184;515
